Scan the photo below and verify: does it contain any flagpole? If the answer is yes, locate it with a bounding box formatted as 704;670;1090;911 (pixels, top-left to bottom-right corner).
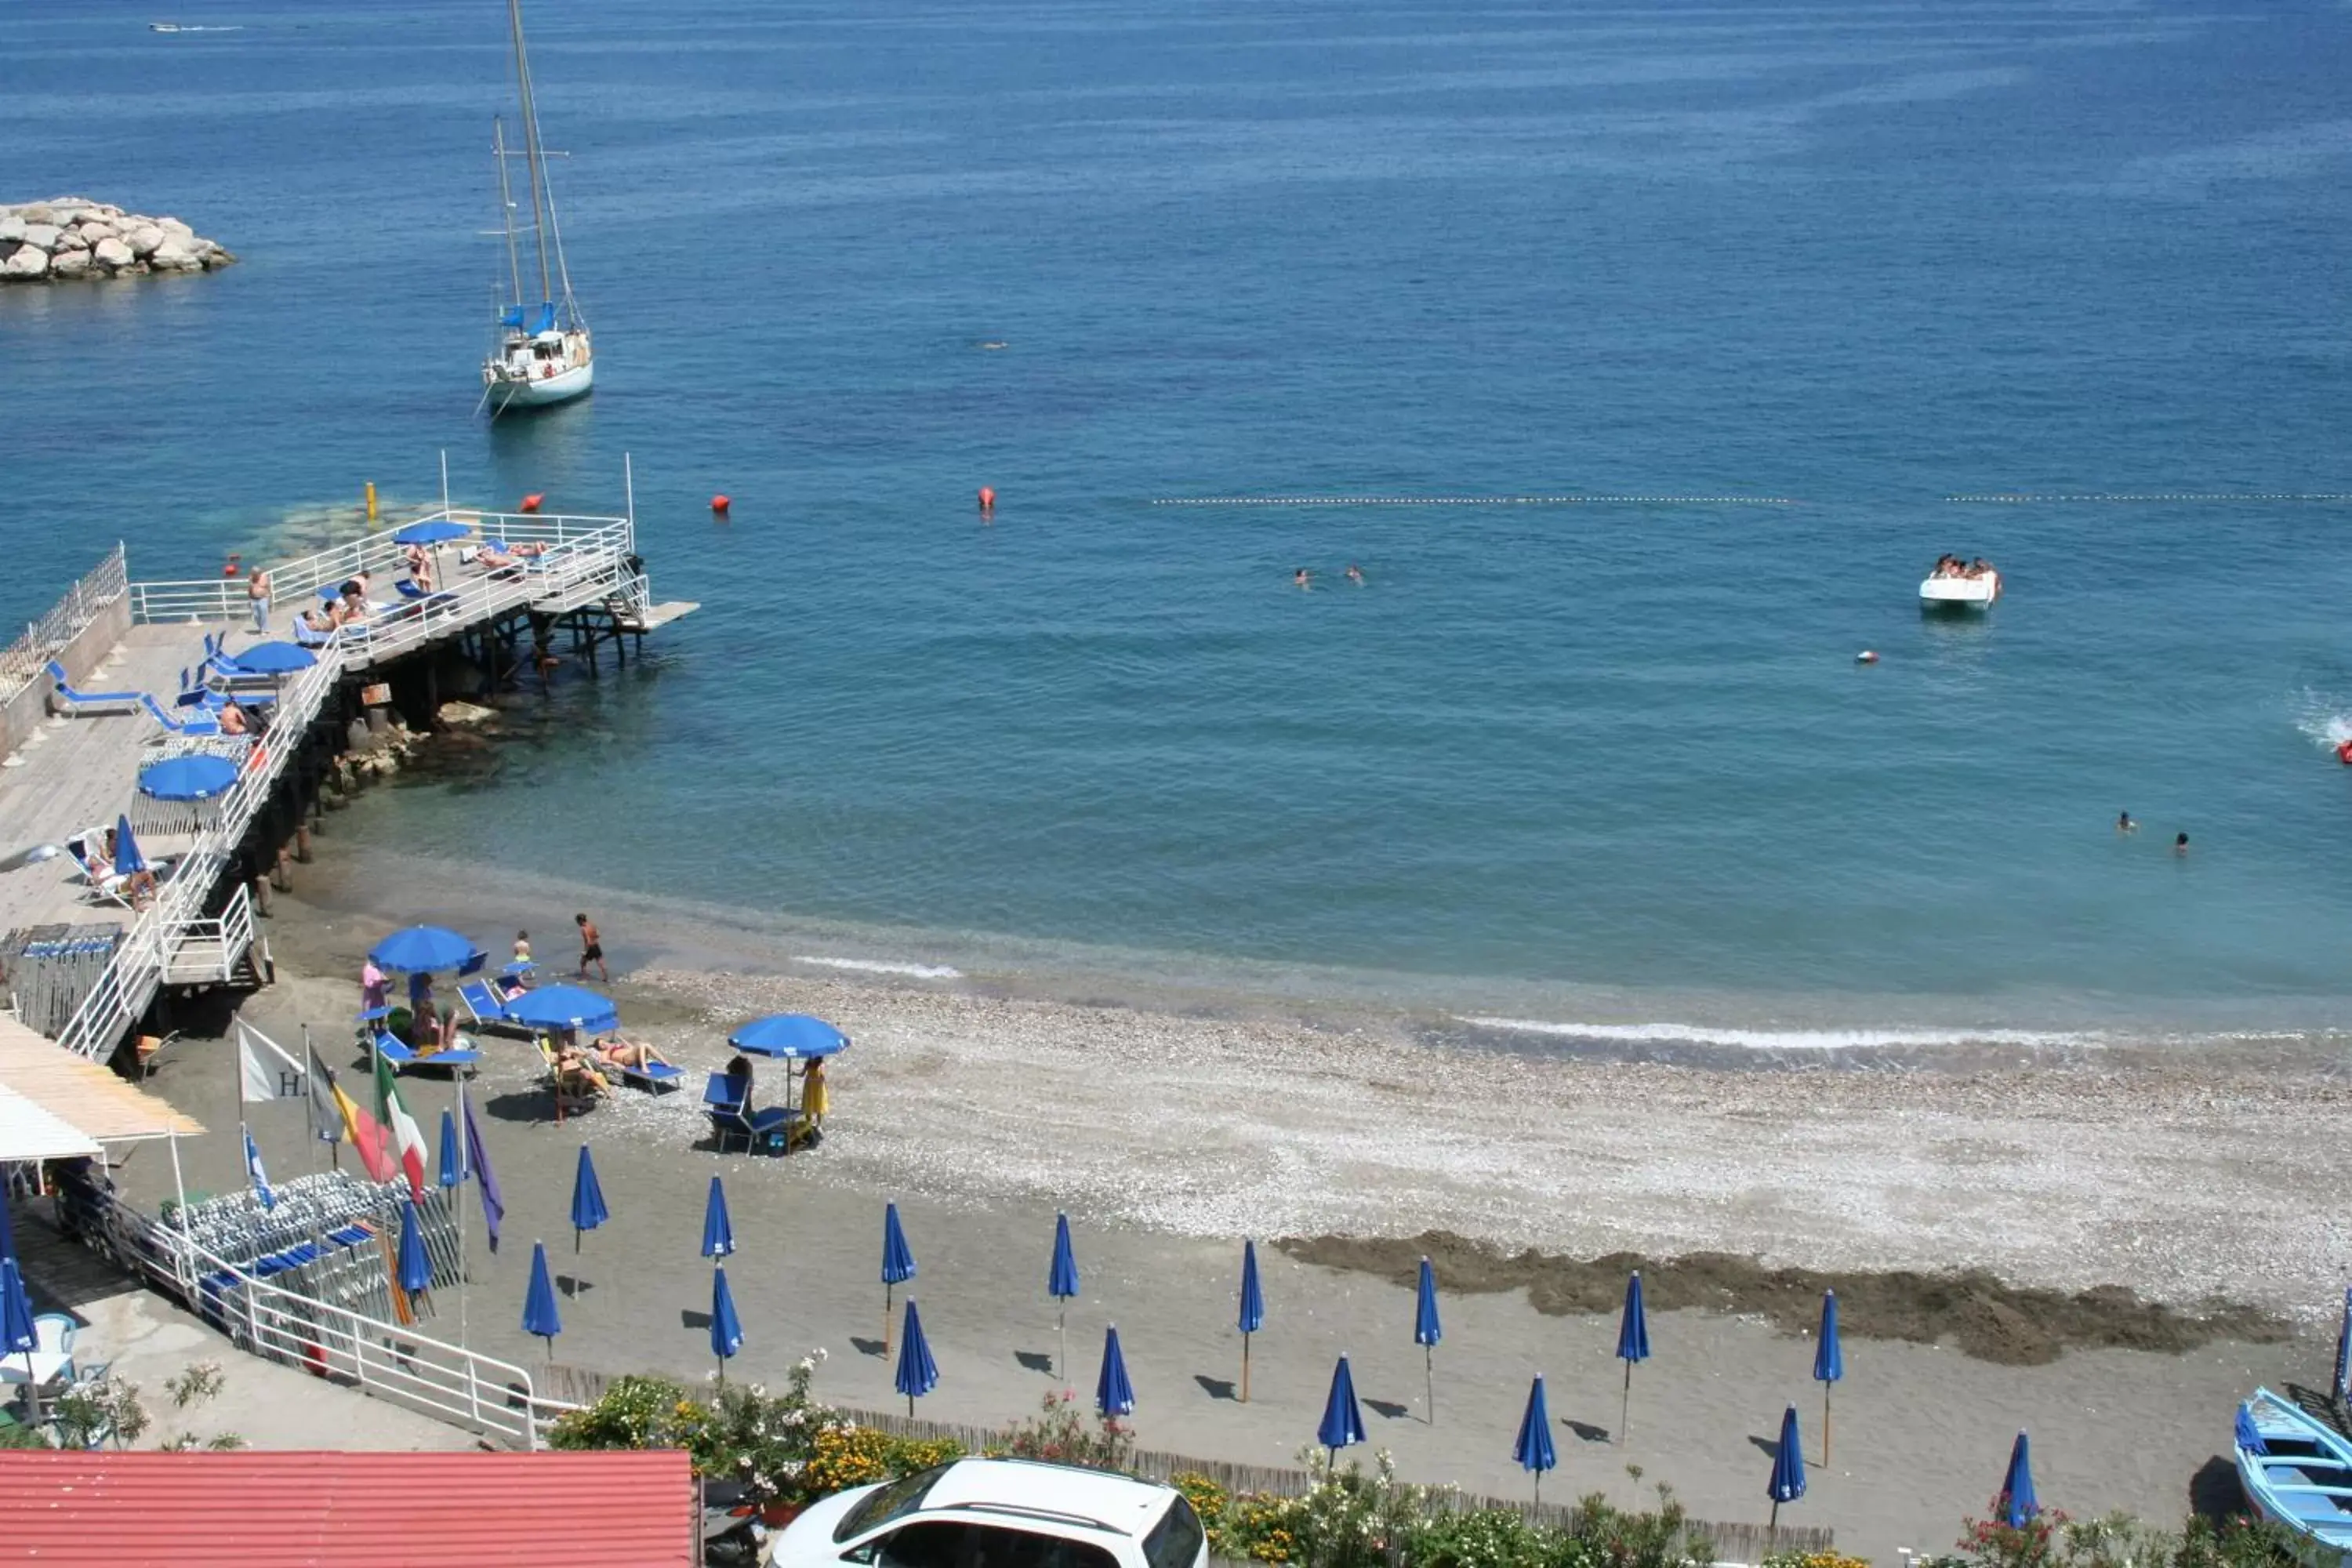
456;1081;471;1351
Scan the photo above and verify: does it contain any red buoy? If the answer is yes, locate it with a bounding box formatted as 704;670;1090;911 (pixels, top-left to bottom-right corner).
711;495;731;514
2336;739;2352;766
978;485;996;514
520;492;544;514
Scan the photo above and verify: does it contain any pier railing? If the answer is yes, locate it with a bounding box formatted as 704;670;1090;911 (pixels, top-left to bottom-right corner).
54;647;344;1060
0;545;126;699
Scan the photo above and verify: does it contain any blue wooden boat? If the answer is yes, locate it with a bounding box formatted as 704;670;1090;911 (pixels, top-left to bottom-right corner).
2236;1387;2352;1560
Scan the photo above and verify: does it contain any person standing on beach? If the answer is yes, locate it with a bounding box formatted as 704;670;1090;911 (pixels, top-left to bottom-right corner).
801;1055;829;1130
575;912;608;981
248;568;271;634
514;930;532;966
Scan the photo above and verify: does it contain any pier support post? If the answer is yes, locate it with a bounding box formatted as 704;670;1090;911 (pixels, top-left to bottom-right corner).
252;875;272;918
295;826;313;864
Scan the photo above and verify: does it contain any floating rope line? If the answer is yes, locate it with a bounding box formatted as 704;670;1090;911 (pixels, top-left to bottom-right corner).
1151;495;1797;506
1947;492;2352;503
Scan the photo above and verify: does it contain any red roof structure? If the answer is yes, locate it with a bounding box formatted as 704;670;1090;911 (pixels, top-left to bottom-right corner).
0;1448;699;1566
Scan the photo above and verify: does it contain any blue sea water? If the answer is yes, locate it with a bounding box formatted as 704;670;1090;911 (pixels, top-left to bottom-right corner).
5;0;2352;1038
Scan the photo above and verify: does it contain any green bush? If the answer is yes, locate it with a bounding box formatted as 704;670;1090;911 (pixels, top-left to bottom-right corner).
549;1351;840;1504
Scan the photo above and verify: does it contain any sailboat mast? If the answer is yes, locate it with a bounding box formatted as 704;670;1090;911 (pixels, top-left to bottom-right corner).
492;115;524;308
505;0;555;307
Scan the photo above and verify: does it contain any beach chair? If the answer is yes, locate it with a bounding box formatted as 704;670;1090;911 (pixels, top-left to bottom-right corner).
32;1316;74;1359
456;979;507;1025
610;1055;685;1094
43;662;143;717
372;1029;481;1076
139;695;223;738
702;1074;792;1153
539;1037;609;1120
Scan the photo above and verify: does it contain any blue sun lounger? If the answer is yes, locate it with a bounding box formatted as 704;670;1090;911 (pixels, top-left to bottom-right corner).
370;1029;481;1076
140;695;222;738
703;1074;792;1152
45;662;143;716
612;1058;685;1094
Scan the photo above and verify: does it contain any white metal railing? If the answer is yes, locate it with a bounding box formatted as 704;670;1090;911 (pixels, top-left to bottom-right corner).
89;1185;568;1448
1;545;127;699
55;648;345;1059
332;518;636;670
162;884;256;984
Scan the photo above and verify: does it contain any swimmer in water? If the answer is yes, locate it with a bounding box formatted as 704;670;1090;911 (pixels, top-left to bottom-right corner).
1345;564;1365;585
2117;811;2136;834
1294;568;1311;590
2175;831;2190;855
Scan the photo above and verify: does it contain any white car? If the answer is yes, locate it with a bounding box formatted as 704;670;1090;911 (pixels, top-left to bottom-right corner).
771;1458;1208;1568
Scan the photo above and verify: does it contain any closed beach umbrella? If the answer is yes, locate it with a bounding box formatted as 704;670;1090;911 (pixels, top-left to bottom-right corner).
1616;1271;1651;1442
569;1145;608;1253
138;753;238;801
710;1264;744;1383
112;815;146;877
1814;1290;1843;1462
503;984;619;1034
1768;1404;1807;1531
1414;1255;1442;1425
881;1202;916;1348
1999;1432;2038;1528
895;1298;938;1417
1050;1212;1080;1384
1237;1240;1265;1403
436;1109;463;1190
702;1176;735;1260
223;640;316;675
394;518;474;545
1515;1374;1558;1504
1096;1324;1135;1417
521;1240;561;1356
370;924;477;975
1;1255;37;1423
396;1198;433;1297
2334;1287;2351;1406
1318;1354;1367;1466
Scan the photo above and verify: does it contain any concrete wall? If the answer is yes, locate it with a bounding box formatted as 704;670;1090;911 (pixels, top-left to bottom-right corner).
0;591;131;764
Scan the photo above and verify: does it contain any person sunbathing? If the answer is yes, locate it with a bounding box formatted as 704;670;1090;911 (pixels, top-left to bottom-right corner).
551;1040;613;1094
590;1035;666;1070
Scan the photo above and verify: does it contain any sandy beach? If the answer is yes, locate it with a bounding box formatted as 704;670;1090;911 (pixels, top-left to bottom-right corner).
91;850;2351;1563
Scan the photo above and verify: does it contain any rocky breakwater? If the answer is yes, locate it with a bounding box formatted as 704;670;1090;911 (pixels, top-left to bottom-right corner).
0;197;235;281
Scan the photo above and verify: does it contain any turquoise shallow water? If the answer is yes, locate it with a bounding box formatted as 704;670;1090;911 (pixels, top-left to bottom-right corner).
5;0;2352;1035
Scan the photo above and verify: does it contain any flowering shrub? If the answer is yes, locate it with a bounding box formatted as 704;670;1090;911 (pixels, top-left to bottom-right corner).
1929;1508;2310;1568
804;1425;898;1494
550;1351;840;1504
1002;1389;1134;1471
1762;1553;1874;1568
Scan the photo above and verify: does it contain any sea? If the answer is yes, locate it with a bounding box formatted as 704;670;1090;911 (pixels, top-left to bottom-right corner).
5;0;2352;1051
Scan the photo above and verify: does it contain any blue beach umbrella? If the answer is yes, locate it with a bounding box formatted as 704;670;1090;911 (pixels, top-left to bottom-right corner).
728;1014;849;1058
1238;1240;1265;1403
711;1265;745;1382
1814;1290;1844;1461
1050;1212;1080;1383
1768;1405;1807;1530
138;753;238;801
436;1109;463;1189
501;984;619;1035
394;518;474;546
0;1257;37;1424
223;640;316;675
1999;1432;2038;1528
702;1176;735;1260
370;924;477;975
521;1240;561;1356
1414;1256;1442;1425
1318;1355;1367;1465
1515;1374;1558;1504
1616;1271;1651;1441
396;1199;433;1297
895;1298;938;1416
2333;1287;2351;1405
569;1145;608;1253
1097;1324;1134;1417
881;1202;916;1347
112;815;145;877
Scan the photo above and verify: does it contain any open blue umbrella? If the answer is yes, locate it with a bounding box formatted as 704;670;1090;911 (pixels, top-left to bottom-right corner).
437;1109;463;1189
728;1014;849;1058
1097;1324;1134;1417
2334;1287;2351;1405
1814;1290;1843;1462
112;815;145;877
1999;1432;2038;1528
397;1199;433;1297
711;1265;744;1383
1050;1212;1080;1384
1414;1256;1442;1425
1616;1271;1650;1442
1319;1355;1367;1465
522;1240;561;1356
882;1202;916;1348
702;1176;735;1260
139;753;238;801
1238;1240;1265;1403
370;925;477;975
895;1298;938;1417
502;984;619;1035
1769;1404;1806;1530
569;1145;608;1253
394;518;474;545
1515;1374;1558;1504
223;640;316;675
1;1257;37;1424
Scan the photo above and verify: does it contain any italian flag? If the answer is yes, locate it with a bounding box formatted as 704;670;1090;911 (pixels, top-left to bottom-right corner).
372;1052;430;1198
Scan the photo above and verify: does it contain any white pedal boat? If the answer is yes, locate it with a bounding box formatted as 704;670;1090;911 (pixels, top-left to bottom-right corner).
1921;568;2000;608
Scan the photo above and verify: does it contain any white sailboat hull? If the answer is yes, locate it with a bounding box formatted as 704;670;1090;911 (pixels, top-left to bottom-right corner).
486;358;593;412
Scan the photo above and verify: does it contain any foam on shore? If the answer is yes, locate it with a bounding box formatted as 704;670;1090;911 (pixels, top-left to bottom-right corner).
1457;1016;2106;1051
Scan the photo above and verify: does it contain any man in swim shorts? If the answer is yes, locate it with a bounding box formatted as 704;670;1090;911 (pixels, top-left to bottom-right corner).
575;911;608;981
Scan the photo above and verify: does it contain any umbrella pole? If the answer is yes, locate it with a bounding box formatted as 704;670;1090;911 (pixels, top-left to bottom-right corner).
1241;1333;1250;1404
884;1283;894;1352
1769;1500;1780;1536
1620;1362;1632;1444
1824;1385;1832;1465
907;1393;915;1419
1058;1304;1067;1388
1425;1344;1434;1425
24;1348;40;1429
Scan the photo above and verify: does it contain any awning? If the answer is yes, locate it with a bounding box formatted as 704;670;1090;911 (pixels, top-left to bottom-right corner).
0;1018;203;1142
0;1083;101;1162
0;1449;698;1566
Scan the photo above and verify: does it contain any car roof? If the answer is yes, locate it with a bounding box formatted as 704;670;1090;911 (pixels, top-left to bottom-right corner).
916;1460;1174;1538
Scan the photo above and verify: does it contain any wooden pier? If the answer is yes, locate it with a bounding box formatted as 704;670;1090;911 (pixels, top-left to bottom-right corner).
0;504;694;1064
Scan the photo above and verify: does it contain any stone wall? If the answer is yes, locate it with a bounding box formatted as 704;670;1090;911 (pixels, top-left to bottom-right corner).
0;591;131;763
0;196;234;282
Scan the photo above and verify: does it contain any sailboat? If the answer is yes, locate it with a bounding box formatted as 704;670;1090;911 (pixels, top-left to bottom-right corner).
481;0;591;416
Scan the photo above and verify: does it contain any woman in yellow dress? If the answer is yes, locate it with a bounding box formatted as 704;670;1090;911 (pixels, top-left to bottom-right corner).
800;1056;829;1129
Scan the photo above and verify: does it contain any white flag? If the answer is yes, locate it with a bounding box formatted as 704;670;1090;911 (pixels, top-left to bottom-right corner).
238;1021;307;1102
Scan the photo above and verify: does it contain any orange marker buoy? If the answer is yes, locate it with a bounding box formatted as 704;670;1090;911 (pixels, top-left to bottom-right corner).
711;495;731;514
520;493;543;514
978;485;996;514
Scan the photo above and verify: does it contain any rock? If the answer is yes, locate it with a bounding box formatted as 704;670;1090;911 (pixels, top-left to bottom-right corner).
51;228;86;252
16;205;53;226
19;223;59;251
125;225;163;257
2;245;47;278
48;249;89;278
0;217;22;245
434;700;496;728
0;201;233;282
74;219;113;242
92;236;132;269
158;216;193;238
151;238;194;269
